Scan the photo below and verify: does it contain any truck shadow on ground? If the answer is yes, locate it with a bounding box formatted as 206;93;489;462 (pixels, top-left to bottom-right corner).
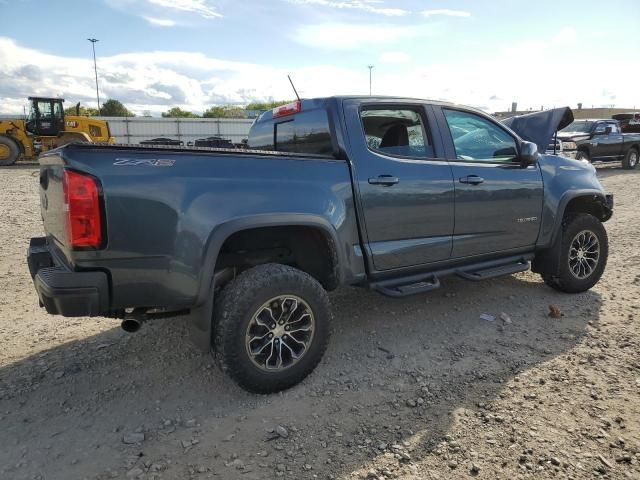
0;273;601;479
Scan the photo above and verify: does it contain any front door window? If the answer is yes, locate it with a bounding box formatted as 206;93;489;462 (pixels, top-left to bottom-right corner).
443;109;518;162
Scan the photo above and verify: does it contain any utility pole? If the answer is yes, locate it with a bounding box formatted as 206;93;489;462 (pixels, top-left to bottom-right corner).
368;65;374;96
88;38;101;114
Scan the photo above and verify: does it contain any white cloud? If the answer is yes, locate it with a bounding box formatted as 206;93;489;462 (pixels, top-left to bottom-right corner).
143;16;177;27
294;22;439;49
1;29;637;116
553;27;577;44
379;51;410;64
286;0;407;16
421;9;471;18
145;0;222;18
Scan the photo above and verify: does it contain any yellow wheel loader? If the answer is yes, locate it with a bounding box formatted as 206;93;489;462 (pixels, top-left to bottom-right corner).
0;97;115;166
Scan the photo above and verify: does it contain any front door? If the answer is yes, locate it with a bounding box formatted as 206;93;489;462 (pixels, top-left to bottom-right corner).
436;107;544;258
592;122;623;159
344;101;454;271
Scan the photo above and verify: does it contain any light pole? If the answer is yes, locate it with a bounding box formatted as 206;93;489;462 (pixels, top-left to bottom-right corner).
88;38;101;114
368;65;374;96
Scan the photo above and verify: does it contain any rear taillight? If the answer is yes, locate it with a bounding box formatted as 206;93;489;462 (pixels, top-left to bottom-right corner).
63;170;102;248
273;101;301;119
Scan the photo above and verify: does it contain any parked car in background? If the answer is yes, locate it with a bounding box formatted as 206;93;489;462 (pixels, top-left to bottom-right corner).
192;136;234;148
556;119;640;169
612;112;640;133
28;96;613;393
139;137;184;146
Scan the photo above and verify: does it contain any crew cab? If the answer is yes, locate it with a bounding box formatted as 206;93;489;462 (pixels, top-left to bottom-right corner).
28;96;613;393
557;118;640;169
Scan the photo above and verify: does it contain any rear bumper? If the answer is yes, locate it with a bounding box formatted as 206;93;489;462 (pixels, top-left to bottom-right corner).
27;237;109;317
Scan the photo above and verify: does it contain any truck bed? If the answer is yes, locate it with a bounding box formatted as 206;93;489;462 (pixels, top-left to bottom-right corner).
37;142;361;315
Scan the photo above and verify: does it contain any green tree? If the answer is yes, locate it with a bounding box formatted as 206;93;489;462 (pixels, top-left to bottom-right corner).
202;105;245;118
99;99;134;117
162;107;198;118
65;104;99;117
245;100;293;111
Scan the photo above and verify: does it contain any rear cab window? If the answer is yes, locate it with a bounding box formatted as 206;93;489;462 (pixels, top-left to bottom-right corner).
360;107;434;158
248;101;334;155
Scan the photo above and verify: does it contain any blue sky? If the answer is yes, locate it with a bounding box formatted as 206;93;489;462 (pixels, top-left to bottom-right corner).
1;0;638;115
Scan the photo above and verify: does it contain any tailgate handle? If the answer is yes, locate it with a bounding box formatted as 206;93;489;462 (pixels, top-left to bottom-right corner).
368;175;399;186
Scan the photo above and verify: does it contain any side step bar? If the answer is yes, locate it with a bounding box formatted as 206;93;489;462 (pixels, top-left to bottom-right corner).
456;260;530;281
373;274;441;298
369;254;533;298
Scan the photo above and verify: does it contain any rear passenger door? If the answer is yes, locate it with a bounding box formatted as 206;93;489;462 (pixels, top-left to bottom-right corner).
434;107;544;258
343;100;455;271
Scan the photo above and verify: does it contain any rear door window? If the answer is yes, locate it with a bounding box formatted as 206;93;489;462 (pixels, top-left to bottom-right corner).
360;108;434;158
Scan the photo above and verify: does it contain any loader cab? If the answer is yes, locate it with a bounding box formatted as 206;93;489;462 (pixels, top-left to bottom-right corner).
26;97;65;137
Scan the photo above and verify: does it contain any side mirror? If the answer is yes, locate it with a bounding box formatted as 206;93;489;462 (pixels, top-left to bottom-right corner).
519;141;539;166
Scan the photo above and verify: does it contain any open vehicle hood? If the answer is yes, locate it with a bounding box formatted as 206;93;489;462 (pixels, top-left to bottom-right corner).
501;107;574;153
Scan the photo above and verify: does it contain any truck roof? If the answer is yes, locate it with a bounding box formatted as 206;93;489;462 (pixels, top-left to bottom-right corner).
254;95;463;124
330;95;454;105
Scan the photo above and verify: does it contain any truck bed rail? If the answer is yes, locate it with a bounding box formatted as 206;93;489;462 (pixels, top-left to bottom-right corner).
41;142;337;160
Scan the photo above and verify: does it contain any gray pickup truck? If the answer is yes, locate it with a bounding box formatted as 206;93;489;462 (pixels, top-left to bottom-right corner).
28;97;613;393
556;118;640;168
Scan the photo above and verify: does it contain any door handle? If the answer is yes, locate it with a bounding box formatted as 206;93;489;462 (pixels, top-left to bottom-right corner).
368;175;399;186
459;175;484;185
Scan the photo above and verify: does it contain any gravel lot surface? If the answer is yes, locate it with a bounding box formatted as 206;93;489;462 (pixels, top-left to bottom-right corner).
0;163;638;480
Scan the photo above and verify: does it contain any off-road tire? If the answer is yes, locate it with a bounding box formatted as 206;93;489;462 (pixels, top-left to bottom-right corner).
575;150;590;162
213;263;331;393
622;147;639;170
0;136;20;166
542;213;608;293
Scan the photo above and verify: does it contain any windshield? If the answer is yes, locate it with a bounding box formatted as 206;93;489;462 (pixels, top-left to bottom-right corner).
561;121;593;133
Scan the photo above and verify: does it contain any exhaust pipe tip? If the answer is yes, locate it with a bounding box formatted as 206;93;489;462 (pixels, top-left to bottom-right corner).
121;317;142;333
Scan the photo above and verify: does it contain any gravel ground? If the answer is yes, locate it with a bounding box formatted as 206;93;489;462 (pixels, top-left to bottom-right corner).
0;162;638;480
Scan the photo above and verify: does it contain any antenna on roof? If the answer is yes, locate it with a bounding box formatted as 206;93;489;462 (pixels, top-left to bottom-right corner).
288;75;301;102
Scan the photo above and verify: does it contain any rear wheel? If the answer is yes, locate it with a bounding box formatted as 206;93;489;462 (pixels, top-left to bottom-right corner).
542;213;608;293
622;147;639;170
0;136;20;166
213;263;331;393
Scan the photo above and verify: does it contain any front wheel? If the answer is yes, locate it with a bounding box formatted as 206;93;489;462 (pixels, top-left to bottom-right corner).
622;148;639;170
575;150;590;162
542;213;608;293
213;263;331;393
0;136;20;166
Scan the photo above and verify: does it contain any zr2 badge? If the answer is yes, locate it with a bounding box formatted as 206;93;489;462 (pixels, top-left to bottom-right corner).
114;158;175;167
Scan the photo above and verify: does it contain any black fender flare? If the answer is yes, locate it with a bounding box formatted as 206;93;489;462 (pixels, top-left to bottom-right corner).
194;213;345;307
550;190;612;245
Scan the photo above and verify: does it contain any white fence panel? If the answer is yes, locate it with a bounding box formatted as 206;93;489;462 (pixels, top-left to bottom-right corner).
98;117;254;145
